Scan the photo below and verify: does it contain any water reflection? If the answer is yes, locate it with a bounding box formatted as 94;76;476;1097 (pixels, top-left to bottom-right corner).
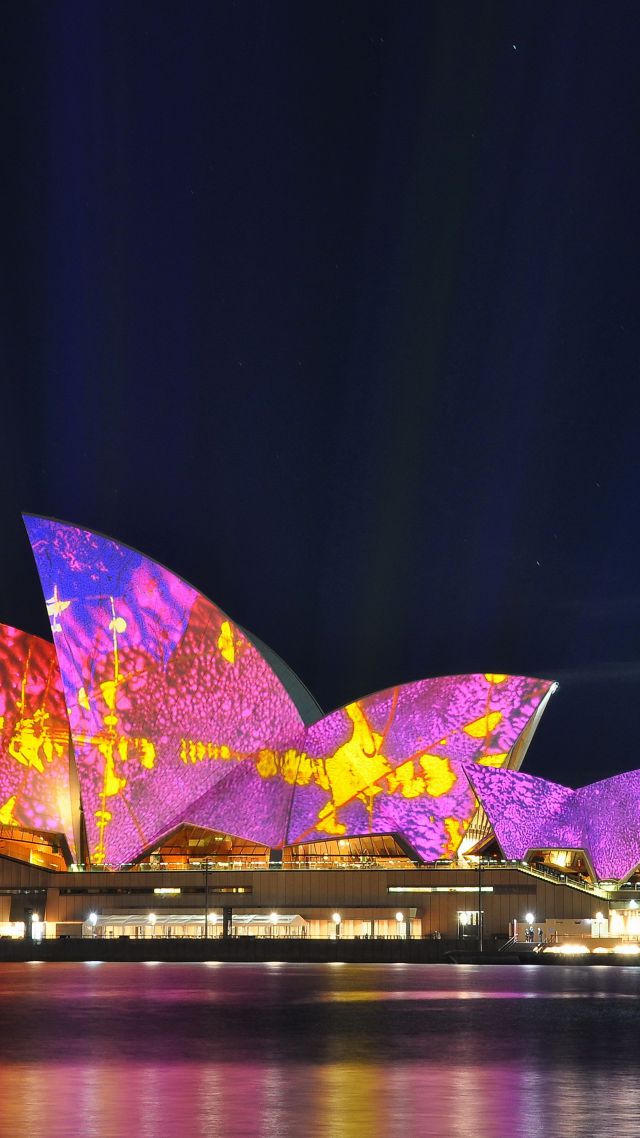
0;963;638;1137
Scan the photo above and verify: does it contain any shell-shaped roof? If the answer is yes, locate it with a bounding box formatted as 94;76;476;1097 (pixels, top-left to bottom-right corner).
22;515;555;867
465;763;640;882
24;515;305;865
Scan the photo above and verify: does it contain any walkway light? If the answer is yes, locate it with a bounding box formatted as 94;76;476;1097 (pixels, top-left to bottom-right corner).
270;912;278;923
88;912;98;926
332;912;341;924
525;912;535;925
395;912;404;923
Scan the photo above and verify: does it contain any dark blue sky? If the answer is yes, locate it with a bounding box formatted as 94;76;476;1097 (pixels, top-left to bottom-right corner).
1;1;639;786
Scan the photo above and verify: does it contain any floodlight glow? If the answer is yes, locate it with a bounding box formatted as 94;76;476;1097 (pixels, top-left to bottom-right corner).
545;943;590;954
332;912;341;924
148;912;157;924
525;912;534;924
613;943;640;954
270;912;278;923
88;912;98;926
395;912;404;923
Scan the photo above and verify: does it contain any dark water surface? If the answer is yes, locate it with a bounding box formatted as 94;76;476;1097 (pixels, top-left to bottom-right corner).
0;962;638;1137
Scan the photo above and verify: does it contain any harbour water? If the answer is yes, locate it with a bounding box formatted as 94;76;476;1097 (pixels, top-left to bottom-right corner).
0;962;638;1137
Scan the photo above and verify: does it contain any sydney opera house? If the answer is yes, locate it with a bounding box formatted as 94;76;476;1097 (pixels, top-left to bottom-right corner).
0;515;638;949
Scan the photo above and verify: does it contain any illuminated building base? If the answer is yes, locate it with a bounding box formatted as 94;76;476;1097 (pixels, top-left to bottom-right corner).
1;851;636;948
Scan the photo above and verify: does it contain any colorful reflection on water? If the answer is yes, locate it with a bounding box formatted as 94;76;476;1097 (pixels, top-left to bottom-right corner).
0;963;638;1137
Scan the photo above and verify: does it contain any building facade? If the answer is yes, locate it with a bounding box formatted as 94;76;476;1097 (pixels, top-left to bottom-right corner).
0;515;637;952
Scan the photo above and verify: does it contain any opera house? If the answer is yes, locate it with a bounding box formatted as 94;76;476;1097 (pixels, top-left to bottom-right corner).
0;514;638;952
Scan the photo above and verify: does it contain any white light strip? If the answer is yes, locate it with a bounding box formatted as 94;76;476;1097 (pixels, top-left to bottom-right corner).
388;886;494;894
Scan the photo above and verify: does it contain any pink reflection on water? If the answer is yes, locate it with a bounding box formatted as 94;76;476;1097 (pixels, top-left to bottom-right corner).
1;1058;639;1138
1;964;640;1137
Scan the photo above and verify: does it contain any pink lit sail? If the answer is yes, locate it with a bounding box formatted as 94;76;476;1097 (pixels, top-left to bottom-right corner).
284;674;553;861
0;623;75;856
25;516;305;865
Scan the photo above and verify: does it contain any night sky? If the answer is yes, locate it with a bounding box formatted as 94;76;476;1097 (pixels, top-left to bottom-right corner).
1;2;639;788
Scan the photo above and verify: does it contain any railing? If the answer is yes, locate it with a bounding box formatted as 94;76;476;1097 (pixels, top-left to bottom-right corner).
64;856;611;896
69;856;418;873
502;859;609;899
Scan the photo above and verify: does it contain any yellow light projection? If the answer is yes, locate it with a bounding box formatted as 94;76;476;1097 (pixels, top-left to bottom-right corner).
0;624;75;855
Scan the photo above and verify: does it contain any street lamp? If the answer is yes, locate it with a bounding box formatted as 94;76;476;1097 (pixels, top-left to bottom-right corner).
204;857;210;939
332;912;341;938
32;912;43;943
88;912;98;938
270;912;278;937
148;912;157;938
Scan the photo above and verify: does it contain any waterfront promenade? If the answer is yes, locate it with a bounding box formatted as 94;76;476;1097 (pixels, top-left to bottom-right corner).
0;936;635;965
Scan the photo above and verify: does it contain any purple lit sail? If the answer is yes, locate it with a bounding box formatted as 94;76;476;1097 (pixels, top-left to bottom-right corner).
464;763;583;861
466;763;640;882
579;771;640;880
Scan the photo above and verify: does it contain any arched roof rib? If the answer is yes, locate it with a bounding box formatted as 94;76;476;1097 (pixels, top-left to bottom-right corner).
239;628;323;726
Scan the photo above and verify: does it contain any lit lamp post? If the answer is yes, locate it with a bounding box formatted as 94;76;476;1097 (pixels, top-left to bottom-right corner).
270;911;278;938
332;912;341;939
477;858;483;953
148;912;157;939
395;911;404;939
204;857;210;939
525;911;535;944
594;911;605;939
88;911;98;939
